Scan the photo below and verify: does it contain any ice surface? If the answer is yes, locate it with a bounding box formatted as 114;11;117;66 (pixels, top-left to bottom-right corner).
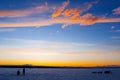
0;68;120;80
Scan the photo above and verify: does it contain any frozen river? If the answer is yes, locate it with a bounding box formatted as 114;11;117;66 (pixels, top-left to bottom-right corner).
0;68;120;80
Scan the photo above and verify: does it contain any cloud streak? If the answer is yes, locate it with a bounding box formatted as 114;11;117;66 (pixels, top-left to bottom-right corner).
111;36;120;39
52;0;69;18
2;38;96;53
2;38;120;54
53;0;97;19
0;16;120;27
0;3;48;17
63;50;120;54
113;7;120;15
115;30;120;32
0;28;15;32
3;38;95;47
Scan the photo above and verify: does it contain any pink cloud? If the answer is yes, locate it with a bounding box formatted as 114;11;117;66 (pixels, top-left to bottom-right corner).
113;7;120;15
0;15;120;28
96;17;120;23
0;1;120;28
0;10;33;17
63;50;120;54
0;3;48;17
35;2;48;10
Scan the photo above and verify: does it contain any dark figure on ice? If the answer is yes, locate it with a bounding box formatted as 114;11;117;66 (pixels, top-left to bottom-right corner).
17;70;20;76
104;70;111;74
23;68;25;76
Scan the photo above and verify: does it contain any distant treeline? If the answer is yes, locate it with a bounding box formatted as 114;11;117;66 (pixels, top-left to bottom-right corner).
0;65;120;68
0;65;84;68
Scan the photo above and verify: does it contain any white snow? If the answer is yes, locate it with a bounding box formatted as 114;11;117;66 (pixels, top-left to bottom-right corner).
0;68;120;80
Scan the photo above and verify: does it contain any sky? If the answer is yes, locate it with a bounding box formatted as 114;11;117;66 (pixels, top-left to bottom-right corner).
0;0;120;67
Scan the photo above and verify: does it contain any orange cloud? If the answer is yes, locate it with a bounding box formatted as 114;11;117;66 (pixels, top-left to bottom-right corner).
0;3;48;17
0;16;120;27
79;13;100;25
53;0;97;20
2;1;120;28
62;9;74;17
61;13;100;28
52;0;69;18
62;8;82;19
55;13;103;26
113;7;120;15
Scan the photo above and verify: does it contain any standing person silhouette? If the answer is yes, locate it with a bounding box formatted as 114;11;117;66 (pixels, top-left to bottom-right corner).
23;68;25;76
17;70;20;76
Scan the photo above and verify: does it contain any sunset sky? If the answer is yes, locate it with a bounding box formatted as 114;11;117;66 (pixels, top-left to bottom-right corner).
0;0;120;67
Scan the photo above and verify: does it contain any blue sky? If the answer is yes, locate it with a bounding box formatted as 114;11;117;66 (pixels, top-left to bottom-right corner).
0;0;120;66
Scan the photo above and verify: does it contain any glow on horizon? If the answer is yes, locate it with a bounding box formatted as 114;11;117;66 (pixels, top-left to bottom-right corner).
0;43;120;67
0;58;120;67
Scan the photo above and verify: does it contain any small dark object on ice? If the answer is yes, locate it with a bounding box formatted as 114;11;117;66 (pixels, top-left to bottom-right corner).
104;71;111;74
23;68;25;76
17;70;20;76
98;71;103;74
92;72;97;74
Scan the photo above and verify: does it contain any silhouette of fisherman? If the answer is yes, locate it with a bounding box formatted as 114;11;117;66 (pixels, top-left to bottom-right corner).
22;68;25;76
17;70;20;76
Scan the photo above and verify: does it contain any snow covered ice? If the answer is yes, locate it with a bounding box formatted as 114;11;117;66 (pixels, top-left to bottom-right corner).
0;68;120;80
